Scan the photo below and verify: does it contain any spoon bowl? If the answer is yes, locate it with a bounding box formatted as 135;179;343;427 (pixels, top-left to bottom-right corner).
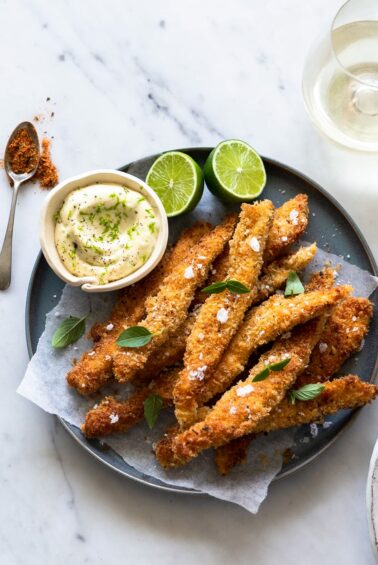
0;121;40;290
4;121;40;182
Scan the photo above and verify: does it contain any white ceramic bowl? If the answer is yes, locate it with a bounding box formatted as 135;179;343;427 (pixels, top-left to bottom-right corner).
40;169;169;293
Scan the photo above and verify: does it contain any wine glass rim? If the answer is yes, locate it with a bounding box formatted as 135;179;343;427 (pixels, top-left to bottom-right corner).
330;0;378;88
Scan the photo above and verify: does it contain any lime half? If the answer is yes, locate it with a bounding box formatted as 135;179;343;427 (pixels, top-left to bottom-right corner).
204;139;266;203
146;151;204;217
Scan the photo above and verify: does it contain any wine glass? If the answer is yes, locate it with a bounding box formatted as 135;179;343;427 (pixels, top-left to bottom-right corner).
303;0;378;152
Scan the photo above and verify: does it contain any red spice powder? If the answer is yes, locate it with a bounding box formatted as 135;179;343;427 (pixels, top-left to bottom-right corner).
34;137;59;189
7;127;39;174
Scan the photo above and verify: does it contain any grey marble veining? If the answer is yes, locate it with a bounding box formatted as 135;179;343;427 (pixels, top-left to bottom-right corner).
1;0;378;563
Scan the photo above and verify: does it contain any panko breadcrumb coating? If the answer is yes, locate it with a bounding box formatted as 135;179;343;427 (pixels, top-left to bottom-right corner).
296;297;373;386
82;367;181;438
213;266;337;473
175;201;274;427
157;317;325;468
67;222;212;395
214;293;372;475
254;375;378;432
174;285;351;425
264;194;309;263
81;251;319;438
214;376;378;474
112;214;238;383
90;222;212;341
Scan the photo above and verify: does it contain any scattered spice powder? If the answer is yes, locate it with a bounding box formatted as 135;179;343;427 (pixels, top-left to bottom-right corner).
7;127;39;174
35;137;59;189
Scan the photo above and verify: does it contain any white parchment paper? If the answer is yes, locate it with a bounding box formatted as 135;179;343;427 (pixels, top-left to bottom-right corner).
18;247;377;513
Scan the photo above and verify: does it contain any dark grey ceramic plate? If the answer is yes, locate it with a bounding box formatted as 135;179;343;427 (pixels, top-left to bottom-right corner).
26;148;378;494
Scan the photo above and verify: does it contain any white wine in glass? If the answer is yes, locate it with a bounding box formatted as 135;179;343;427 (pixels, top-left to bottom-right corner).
303;0;378;151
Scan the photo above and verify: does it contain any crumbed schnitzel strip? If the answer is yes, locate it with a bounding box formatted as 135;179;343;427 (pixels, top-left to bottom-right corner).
157;317;325;468
214;375;378;474
213;267;337;474
215;435;256;475
136;245;318;386
193;245;231;306
82;367;181;438
173;285;351;425
90;222;212;341
264;194;309;263
254;375;378;432
132;249;235;384
112;214;238;383
305;267;336;292
86;284;344;440
131;269;331;454
174;201;274;426
296;297;373;386
133;312;197;383
252;244;317;303
186;202;274;369
67;222;211;395
174;247;319;426
192;195;310;290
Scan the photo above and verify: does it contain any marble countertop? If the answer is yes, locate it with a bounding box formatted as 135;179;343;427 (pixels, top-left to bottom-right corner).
1;0;378;563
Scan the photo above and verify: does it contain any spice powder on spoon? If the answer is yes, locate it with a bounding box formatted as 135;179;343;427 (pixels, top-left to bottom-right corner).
6;127;58;188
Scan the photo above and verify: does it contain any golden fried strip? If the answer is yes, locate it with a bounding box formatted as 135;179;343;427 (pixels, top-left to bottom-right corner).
157;317;325;468
89;251;172;343
254;244;317;302
296;297;373;387
304;267;336;292
255;376;378;432
133;312;197;383
173;285;351;425
214;375;378;474
112;214;238;383
264;194;309;263
173;251;319;426
213;266;336;474
133;245;234;384
136;244;318;387
90;222;212;341
127;268;329;455
82;367;181;438
193;244;231;306
174;201;274;426
67;222;211;395
215;435;256;476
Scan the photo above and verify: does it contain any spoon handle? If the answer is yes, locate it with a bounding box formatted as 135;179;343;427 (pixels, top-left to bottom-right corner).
0;180;21;290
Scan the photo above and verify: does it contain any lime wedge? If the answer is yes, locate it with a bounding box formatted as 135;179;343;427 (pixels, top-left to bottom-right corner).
146;151;204;217
204;140;266;203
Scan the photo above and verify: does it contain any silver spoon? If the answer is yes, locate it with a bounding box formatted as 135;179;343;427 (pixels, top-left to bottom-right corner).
0;122;40;290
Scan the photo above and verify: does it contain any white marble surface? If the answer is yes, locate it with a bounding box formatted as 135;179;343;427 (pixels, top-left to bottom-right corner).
1;0;378;563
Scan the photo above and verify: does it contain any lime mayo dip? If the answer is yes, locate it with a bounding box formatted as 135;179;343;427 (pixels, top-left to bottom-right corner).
54;183;160;284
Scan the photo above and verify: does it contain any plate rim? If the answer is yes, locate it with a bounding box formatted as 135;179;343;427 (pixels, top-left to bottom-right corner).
25;149;378;495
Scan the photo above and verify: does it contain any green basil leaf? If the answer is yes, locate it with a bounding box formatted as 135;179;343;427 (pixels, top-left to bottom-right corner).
269;358;291;371
252;367;270;382
202;281;228;294
284;271;305;297
51;315;87;348
144;394;163;429
289;383;325;404
116;326;153;348
226;279;251;294
252;357;291;382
